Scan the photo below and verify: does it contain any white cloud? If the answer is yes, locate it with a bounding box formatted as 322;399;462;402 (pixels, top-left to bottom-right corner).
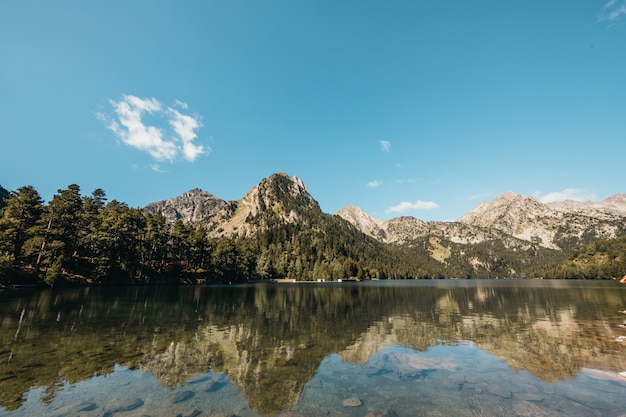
599;0;626;21
538;188;597;203
468;192;491;201
386;200;439;214
149;164;167;173
103;95;207;163
168;108;206;161
380;140;391;152
367;180;382;187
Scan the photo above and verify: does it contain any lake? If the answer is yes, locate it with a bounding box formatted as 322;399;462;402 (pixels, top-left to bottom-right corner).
1;280;625;417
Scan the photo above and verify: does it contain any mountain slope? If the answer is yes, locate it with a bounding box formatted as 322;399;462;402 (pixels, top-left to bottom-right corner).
144;173;626;279
208;172;322;238
456;192;626;251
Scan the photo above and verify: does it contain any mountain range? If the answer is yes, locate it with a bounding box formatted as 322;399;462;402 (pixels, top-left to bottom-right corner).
144;172;626;278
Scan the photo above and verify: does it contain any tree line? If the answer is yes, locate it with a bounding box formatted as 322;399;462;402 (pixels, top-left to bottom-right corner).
0;184;220;285
0;184;436;286
1;183;620;286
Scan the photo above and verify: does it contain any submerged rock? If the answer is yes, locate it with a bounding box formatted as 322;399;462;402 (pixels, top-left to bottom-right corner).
50;402;98;417
365;409;398;417
342;397;363;407
175;410;202;417
106;397;144;413
171;390;195;404
204;380;227;392
486;383;512;398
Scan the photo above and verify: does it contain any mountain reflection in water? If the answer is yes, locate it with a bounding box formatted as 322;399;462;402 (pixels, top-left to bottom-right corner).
0;280;625;417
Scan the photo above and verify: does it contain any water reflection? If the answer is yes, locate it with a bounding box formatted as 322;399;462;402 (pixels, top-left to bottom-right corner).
1;280;625;416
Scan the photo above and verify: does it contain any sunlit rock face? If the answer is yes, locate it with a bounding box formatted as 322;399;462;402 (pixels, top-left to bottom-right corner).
335;205;389;242
337;191;626;251
143;172;322;239
144;188;226;224
457;192;626;250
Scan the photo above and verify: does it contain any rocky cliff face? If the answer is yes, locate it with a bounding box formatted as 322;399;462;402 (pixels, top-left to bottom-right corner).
335;205;387;241
144;188;226;224
223;171;320;236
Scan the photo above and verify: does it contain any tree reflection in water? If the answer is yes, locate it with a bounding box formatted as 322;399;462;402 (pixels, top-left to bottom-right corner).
0;280;625;416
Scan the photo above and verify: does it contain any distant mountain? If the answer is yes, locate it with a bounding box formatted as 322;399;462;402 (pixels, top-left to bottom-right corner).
456;192;626;251
547;193;626;217
144;188;226;223
335;204;539;251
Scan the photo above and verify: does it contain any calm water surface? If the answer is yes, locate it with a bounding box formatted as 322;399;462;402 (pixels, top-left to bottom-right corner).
1;280;625;417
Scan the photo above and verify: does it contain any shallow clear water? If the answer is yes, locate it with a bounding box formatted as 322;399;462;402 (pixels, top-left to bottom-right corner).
1;280;625;417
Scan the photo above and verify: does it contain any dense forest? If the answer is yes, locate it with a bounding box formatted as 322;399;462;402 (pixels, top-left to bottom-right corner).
0;184;427;286
0;183;621;287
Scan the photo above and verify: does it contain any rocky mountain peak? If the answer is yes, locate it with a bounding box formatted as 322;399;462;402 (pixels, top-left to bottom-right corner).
143;188;226;224
602;193;626;214
241;172;320;217
335;205;387;241
206;172;322;238
457;192;551;228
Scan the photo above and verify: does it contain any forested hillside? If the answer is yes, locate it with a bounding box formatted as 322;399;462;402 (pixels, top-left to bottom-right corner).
541;234;626;280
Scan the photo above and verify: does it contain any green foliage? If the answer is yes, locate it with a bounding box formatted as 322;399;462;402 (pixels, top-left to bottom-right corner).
44;255;63;286
540;234;626;280
0;182;619;286
0;186;44;260
0;185;9;212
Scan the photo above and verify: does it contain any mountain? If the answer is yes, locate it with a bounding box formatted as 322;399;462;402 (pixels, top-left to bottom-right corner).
144;173;626;279
144;188;226;223
547;193;626;217
334;191;626;253
335;205;387;241
207;172;322;238
456;192;626;251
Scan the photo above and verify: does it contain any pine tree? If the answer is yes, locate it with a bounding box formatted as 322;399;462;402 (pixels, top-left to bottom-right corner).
0;186;44;261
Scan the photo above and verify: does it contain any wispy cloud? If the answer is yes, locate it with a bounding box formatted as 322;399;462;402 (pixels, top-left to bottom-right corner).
386;200;439;214
149;164;168;173
380;140;391;152
367;180;383;187
102;95;208;164
394;178;417;184
174;99;188;109
538;188;597;203
599;0;626;21
467;192;491;201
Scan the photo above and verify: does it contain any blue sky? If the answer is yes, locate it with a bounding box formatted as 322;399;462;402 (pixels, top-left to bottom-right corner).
1;1;625;221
